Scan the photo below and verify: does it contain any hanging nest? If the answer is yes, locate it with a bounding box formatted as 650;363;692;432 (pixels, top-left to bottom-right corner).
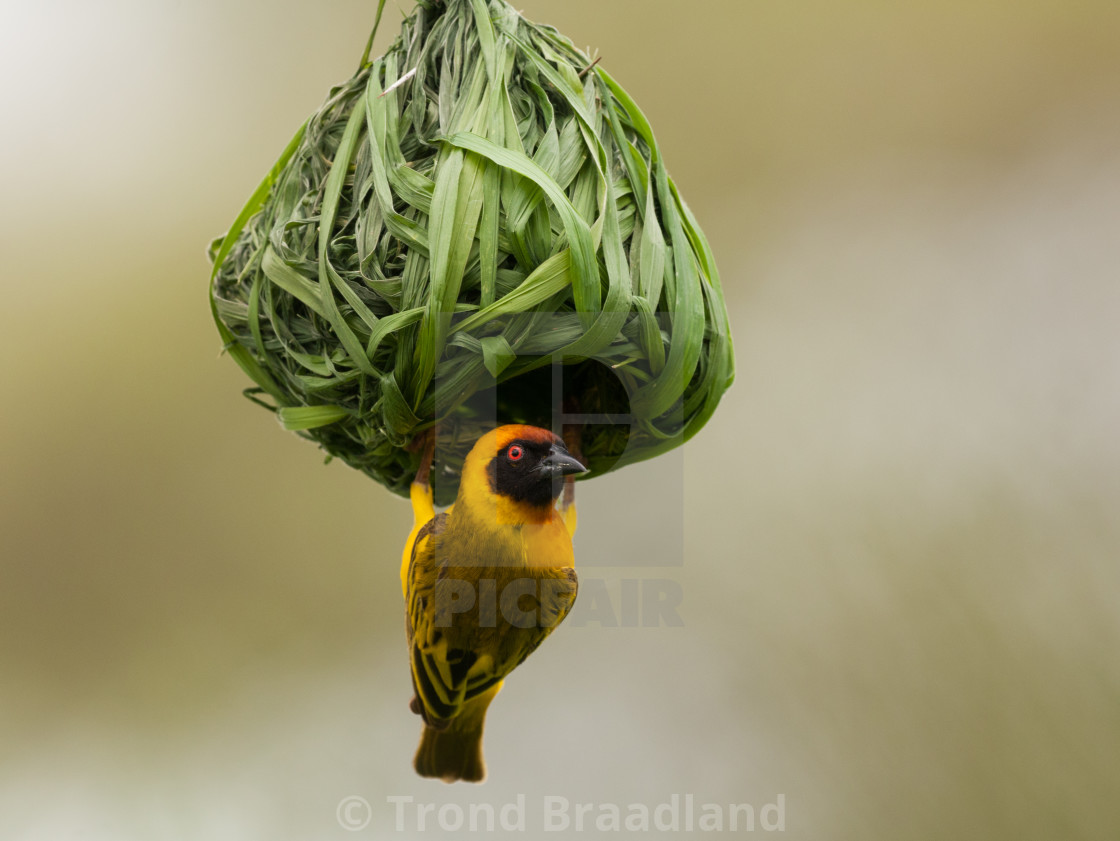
209;0;734;505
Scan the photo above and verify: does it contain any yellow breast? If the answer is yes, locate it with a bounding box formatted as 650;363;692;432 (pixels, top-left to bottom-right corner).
514;512;576;570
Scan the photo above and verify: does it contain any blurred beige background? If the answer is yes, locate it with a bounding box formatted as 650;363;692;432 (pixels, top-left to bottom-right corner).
3;0;1120;838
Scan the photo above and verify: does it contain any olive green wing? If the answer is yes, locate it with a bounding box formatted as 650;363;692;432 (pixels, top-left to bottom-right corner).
405;514;494;725
406;536;577;726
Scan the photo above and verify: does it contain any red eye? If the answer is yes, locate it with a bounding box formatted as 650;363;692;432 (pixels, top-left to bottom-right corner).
507;445;523;462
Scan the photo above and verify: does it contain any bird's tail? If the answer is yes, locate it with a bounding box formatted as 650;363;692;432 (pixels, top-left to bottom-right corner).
413;683;501;783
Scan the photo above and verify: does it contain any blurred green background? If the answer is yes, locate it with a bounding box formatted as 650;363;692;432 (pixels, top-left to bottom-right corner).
3;0;1120;838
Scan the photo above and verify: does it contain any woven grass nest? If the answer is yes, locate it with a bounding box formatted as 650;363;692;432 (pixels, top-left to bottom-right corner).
209;0;734;505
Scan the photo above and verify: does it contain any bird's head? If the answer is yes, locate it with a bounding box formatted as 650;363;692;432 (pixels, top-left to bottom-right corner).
458;425;587;524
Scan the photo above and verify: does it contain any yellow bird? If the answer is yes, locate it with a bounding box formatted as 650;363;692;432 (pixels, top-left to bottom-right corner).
400;425;586;783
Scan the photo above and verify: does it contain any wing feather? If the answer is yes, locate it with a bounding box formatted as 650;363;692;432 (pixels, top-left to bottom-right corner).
405;520;577;726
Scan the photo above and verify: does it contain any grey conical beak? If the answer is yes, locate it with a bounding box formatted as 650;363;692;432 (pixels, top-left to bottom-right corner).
539;444;587;478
